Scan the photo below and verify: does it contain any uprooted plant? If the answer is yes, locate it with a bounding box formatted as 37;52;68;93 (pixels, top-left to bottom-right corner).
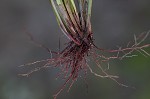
19;0;150;99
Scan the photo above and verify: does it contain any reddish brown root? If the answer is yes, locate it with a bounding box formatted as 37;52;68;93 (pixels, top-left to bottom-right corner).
19;32;150;99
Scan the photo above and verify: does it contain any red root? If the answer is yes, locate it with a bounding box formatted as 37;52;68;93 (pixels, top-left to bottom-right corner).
19;32;150;99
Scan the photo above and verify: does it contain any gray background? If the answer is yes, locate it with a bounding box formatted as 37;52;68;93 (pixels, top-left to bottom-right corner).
0;0;150;99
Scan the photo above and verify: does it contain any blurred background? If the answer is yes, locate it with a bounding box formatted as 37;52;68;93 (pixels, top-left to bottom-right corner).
0;0;150;99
